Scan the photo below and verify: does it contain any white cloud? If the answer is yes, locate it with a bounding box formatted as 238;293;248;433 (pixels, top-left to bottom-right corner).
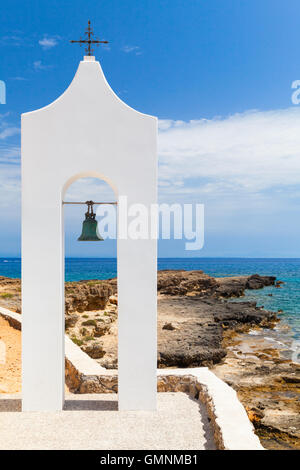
3;107;300;215
0;34;27;47
10;76;27;81
1;107;300;255
158;108;300;197
0;114;19;140
64;177;115;202
33;60;52;71
38;36;59;50
0;116;21;208
0;146;20;208
0;127;19;140
0;165;20;209
121;45;142;55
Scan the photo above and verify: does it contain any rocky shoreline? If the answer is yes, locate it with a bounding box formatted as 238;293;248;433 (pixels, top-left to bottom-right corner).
65;271;279;369
213;329;300;450
0;271;278;368
0;270;299;449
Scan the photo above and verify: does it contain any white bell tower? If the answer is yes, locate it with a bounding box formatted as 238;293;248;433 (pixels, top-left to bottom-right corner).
21;24;157;412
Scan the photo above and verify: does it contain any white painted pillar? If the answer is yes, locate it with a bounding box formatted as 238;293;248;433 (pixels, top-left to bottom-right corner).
118;236;157;411
22;192;65;411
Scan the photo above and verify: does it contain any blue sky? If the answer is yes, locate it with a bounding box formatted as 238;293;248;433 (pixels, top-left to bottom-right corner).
1;0;300;257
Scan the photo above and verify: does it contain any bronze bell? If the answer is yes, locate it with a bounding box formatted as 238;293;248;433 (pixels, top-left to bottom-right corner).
78;201;103;241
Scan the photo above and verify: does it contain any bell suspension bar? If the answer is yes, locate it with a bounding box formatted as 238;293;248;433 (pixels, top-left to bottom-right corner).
63;201;117;205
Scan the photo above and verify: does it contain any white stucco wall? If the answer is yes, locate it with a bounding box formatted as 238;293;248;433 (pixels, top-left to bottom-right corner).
21;56;157;411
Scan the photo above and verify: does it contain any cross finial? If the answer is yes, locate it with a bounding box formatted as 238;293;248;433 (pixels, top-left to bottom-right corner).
70;20;109;56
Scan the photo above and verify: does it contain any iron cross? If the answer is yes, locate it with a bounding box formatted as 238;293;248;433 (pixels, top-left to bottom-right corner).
70;20;108;56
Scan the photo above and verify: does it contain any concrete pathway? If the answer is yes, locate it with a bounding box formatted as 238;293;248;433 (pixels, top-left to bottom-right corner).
0;392;216;450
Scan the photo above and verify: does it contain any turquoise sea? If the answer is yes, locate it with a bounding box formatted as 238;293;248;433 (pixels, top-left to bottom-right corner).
0;257;299;350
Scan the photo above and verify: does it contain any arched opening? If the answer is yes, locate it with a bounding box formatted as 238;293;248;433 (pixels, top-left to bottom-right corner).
63;175;118;387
